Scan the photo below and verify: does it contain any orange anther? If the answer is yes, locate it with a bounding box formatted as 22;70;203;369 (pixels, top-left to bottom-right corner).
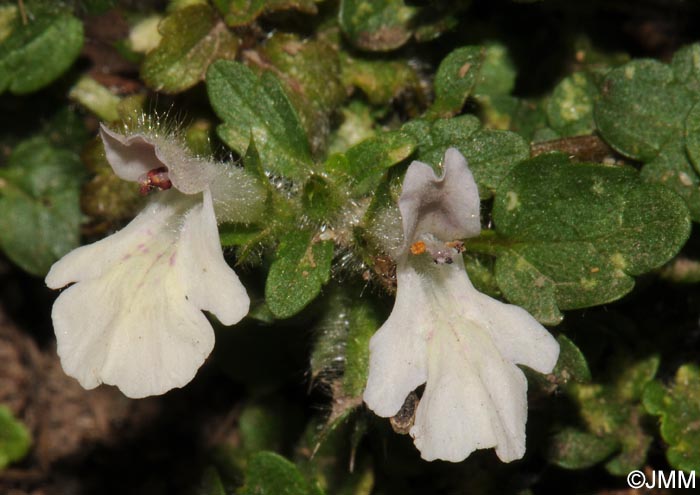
410;241;426;255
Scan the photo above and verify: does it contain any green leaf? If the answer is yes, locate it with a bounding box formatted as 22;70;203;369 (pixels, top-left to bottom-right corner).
340;53;420;106
328;130;416;195
491;154;691;324
302;174;344;223
594;48;700;222
643;364;700;472
240;452;323;495
427;46;484;118
599;357;660;475
242;137;270;186
255;34;345;155
493;250;563;325
552;335;591;385
473;42;517;99
604;416;653;476
214;0;320;27
613;355;660;402
0;9;83;94
507;97;554;141
0;138;85;276
640;142;700;221
546;72;599;137
0;10;84;94
567;357;659;476
463;253;501;298
684;100;700;171
411;0;469;43
265;230;334;318
219;223;265;249
207;60;312;180
0;4;17;43
547;428;618;470
339;0;465;52
671;42;700;94
142;4;238;94
69;75;121;122
257;33;344;114
338;0;415;52
402;115;529;197
328;101;377;154
595;59;692;161
0;406;31;470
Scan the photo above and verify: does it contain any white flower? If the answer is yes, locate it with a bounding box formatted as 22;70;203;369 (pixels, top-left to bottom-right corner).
363;148;560;463
46;125;260;398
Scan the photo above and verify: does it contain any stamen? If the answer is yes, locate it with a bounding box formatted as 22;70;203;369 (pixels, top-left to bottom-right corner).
410;241;427;255
138;167;172;196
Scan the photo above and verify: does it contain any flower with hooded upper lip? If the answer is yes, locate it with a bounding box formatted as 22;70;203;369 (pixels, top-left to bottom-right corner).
45;125;265;399
363;148;560;463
